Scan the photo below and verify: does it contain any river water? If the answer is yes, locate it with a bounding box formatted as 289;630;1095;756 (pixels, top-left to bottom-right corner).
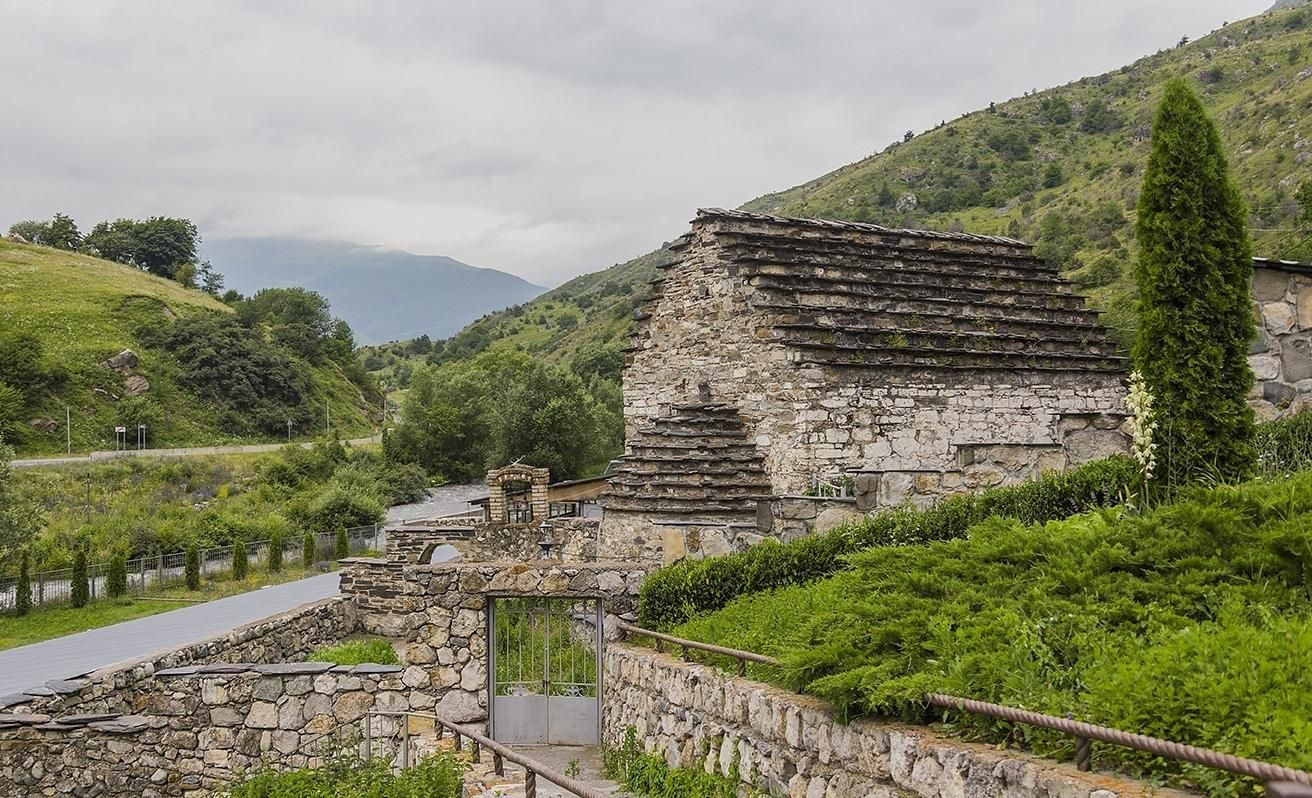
385;483;489;522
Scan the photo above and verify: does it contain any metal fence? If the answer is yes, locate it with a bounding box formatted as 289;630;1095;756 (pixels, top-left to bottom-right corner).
0;524;385;613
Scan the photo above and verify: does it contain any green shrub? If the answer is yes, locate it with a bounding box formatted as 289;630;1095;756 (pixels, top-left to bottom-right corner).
15;552;31;615
307;639;399;666
639;456;1136;628
1256;409;1312;477
302;531;315;568
70;548;89;607
267;533;283;573
305;485;383;536
604;729;747;798
232;539;248;580
184;545;200;590
106;552;128;598
335;524;349;560
228;751;461;798
672;470;1312;796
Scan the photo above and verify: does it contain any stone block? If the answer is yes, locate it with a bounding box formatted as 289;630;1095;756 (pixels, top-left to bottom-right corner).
1283;339;1312;383
1300;287;1312;329
1253;268;1290;301
814;507;862;534
1249;355;1282;381
1264;302;1297;335
245;702;278;730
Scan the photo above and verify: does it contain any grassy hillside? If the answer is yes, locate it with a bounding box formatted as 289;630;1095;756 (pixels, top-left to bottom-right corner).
371;2;1312;377
0;240;377;454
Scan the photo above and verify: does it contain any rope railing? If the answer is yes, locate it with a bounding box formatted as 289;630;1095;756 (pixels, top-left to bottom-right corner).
613;620;778;676
616;622;1312;794
365;710;610;798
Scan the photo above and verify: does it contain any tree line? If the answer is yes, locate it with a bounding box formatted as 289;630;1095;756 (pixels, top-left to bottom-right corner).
6;212;222;293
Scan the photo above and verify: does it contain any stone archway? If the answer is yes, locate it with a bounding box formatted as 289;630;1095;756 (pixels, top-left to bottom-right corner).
486;464;550;523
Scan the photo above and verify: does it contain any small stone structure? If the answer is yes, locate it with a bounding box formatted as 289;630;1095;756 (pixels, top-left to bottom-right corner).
485;464;550;523
1250;257;1312;418
602;642;1190;798
602;208;1130;561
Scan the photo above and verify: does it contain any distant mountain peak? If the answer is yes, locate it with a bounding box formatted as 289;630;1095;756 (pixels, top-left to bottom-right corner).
202;237;544;344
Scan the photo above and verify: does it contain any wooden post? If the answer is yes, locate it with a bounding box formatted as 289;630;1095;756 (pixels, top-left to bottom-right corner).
525;771;537;798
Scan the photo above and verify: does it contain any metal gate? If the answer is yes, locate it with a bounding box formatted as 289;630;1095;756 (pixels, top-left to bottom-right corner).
489;597;602;745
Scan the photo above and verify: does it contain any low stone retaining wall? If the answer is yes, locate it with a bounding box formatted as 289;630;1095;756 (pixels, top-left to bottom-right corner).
0;662;408;798
602;642;1190;798
2;595;359;716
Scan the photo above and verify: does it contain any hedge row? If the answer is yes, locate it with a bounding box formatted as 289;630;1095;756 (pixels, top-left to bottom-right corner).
637;455;1138;629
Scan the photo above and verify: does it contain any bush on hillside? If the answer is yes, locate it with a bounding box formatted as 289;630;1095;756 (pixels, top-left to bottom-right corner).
303;485;383;536
638;456;1137;628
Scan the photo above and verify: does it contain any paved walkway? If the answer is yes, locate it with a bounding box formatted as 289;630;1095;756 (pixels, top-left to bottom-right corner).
0;572;341;696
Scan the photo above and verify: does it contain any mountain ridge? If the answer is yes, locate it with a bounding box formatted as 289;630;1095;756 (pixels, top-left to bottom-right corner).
204;237;545;345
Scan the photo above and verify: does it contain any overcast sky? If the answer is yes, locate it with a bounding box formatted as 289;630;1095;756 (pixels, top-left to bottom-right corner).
0;1;1267;286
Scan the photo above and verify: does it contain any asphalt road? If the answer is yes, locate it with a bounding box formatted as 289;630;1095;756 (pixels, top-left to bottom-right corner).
0;572;341;696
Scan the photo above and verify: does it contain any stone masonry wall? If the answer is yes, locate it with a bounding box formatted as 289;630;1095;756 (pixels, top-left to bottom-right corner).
1250;263;1312;419
0;663;407;798
2;596;359;717
602;642;1189;798
342;560;646;725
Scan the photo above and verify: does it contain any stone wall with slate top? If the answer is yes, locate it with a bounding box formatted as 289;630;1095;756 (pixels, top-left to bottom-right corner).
0;663;407;798
0;596;359;718
602;642;1189;798
1249;260;1312;419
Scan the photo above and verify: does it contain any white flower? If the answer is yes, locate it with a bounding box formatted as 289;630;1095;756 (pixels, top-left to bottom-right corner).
1126;371;1157;481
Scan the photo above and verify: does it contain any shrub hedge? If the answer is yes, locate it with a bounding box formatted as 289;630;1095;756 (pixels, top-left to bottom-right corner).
228;751;461;798
671;470;1312;796
638;455;1137;628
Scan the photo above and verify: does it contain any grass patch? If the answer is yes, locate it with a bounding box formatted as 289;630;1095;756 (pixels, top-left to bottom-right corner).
307;638;399;666
0;566;320;650
671;469;1312;796
228;751;462;797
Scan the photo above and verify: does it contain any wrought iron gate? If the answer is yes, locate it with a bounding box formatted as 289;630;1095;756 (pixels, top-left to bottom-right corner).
489;597;602;745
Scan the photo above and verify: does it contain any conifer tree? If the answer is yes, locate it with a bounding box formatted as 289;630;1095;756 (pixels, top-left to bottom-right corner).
335;524;349;560
107;552;128;598
1134;79;1255;484
232;539;248;580
185;545;200;590
268;533;283;573
15;551;31;615
70;547;89;608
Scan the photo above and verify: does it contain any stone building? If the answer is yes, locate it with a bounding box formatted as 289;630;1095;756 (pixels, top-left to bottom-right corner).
601;208;1130;554
1249;257;1312;419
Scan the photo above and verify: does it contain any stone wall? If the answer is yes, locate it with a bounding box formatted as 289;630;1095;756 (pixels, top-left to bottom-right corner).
602;642;1188;798
385;518;602;566
343;560;646;724
2;596;359;717
0;663;407;798
1250;261;1312;419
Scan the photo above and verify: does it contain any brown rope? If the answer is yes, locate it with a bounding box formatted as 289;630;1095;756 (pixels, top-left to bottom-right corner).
926;693;1312;786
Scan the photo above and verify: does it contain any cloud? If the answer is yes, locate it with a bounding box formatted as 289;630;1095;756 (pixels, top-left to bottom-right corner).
0;0;1262;285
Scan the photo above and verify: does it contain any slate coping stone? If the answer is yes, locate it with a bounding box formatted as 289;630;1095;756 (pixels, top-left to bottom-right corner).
154;666;200;677
89;715;151;734
33;722;80;732
251;662;336;676
0;713;51;725
196;663;254;674
59;713;121;725
44;679;87;695
21;687;55;697
0;694;31;709
349;664;404;675
330;666;353;673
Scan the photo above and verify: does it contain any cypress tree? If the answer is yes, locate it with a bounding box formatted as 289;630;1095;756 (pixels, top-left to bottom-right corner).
15;552;31;616
1134;78;1255;484
302;532;315;568
268;533;283;573
335;524;349;560
107;552;128;598
185;545;200;590
70;548;89;608
232;539;248;580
